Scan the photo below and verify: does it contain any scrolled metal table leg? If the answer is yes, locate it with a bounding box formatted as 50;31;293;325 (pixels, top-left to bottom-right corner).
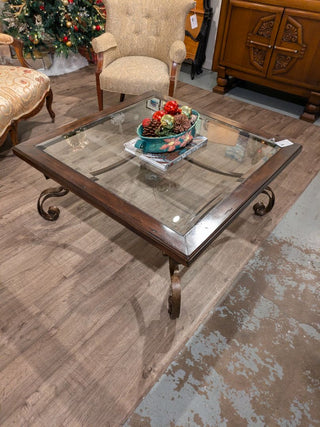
168;257;181;320
253;186;275;216
37;186;69;221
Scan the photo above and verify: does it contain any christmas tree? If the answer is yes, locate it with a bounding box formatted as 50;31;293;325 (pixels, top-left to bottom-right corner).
1;0;106;57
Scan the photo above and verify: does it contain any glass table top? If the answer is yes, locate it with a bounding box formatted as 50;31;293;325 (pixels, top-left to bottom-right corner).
36;97;280;235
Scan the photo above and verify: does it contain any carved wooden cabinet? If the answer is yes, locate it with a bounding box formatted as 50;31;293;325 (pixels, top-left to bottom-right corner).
184;0;213;78
212;0;320;122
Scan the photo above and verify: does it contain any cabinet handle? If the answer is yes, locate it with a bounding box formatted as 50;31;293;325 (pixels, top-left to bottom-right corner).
249;40;272;49
274;45;298;54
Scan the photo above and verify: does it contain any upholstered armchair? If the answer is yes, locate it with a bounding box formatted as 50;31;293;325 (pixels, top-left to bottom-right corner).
91;0;195;111
0;33;55;147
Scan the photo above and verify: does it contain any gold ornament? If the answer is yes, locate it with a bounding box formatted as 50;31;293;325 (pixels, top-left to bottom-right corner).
66;21;72;28
92;25;96;30
181;105;192;118
33;37;39;45
66;40;72;47
62;0;68;5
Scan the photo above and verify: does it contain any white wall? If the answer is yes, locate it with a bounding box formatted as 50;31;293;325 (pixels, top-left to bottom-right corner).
203;0;222;70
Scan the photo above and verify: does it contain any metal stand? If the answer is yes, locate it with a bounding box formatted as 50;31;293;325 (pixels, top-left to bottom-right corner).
37;186;69;221
253;186;275;216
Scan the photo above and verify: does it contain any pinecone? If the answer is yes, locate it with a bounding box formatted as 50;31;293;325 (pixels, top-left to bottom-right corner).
142;119;160;137
173;114;191;134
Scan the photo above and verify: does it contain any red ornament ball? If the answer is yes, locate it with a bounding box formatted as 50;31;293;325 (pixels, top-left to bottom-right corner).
63;36;68;42
39;5;45;10
152;110;166;122
164;100;179;115
68;0;74;3
73;25;78;31
142;118;151;127
95;25;101;31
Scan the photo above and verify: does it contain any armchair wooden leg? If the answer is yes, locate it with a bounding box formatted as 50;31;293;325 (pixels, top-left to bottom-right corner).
120;93;125;102
97;88;103;111
95;73;103;111
46;89;55;122
10;122;18;146
169;62;178;97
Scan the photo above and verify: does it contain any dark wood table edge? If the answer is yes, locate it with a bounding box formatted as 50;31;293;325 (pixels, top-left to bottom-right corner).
12;93;303;318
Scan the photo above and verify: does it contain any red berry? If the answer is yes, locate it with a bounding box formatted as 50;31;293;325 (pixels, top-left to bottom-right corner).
152;110;166;122
142;118;151;127
164;100;179;115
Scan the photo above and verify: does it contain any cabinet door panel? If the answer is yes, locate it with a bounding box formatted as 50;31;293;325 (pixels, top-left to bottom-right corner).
221;0;283;76
267;9;320;90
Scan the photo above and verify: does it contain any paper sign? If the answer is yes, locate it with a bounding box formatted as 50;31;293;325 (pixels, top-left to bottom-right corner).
275;139;294;147
190;14;198;29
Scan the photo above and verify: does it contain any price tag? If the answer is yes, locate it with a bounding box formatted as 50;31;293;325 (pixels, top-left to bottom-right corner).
190;14;198;29
275;139;294;147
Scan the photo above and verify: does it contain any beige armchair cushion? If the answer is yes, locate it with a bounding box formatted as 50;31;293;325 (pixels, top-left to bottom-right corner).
0;65;50;138
99;56;170;95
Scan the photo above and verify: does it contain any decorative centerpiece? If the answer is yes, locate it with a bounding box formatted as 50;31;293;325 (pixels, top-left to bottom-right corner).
135;100;199;153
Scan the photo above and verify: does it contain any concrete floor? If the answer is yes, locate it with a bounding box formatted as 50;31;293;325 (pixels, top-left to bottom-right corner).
126;165;320;427
125;66;320;426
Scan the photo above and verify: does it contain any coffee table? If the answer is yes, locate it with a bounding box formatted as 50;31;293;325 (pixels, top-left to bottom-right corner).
13;94;301;319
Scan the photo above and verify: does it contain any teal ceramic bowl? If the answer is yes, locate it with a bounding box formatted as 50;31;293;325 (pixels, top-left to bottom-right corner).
135;110;199;153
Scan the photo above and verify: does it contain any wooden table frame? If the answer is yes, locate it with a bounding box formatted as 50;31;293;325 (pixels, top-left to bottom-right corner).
13;94;302;319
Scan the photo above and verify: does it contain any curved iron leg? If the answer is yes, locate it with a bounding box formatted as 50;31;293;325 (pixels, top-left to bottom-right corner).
253;186;275;216
168;257;181;319
37;186;69;221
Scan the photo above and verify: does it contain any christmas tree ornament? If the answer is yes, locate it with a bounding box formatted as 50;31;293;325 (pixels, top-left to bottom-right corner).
161;114;174;129
164;100;179;115
66;40;72;47
63;36;68;42
152;110;166;122
66;21;72;28
62;0;68;5
142;118;151;128
181;105;192;118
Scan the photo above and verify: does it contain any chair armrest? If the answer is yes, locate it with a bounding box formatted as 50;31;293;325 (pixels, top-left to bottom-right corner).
91;32;118;54
0;32;31;68
169;40;186;64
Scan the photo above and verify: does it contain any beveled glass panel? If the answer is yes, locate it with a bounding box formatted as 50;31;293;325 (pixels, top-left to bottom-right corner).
37;97;279;234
